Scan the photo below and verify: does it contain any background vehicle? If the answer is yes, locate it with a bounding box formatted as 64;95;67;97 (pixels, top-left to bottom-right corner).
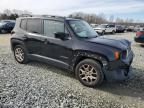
127;26;134;32
133;25;144;32
0;21;15;33
94;24;116;35
90;23;99;28
0;20;15;23
11;16;133;87
116;25;125;33
135;31;144;43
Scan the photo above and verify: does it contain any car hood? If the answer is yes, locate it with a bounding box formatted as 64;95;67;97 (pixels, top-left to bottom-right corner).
85;36;130;50
94;27;105;30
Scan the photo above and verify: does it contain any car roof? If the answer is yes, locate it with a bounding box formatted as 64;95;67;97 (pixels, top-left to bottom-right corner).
101;24;115;25
116;25;122;26
0;21;15;24
18;16;81;22
100;24;108;25
1;20;15;23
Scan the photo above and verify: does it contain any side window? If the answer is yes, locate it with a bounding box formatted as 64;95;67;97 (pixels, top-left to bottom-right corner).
20;19;27;30
44;20;65;37
27;19;42;34
109;25;115;28
106;25;109;28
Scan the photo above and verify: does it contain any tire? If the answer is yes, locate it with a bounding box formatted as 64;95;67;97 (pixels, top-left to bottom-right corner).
101;31;105;35
75;59;104;87
112;30;115;34
13;45;29;64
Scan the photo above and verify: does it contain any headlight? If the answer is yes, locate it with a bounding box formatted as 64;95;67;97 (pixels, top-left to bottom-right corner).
114;51;120;60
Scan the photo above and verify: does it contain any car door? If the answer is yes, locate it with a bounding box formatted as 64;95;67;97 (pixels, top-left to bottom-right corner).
22;19;43;55
40;19;73;67
109;25;115;32
105;25;111;33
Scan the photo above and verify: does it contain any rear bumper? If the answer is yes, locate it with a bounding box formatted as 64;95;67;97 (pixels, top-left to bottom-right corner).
104;51;134;81
134;37;144;43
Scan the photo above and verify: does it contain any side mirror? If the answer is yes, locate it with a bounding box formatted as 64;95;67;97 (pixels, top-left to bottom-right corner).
55;32;70;40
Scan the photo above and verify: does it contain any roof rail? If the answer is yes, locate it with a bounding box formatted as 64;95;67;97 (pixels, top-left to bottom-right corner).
42;15;65;19
19;14;66;20
20;14;32;17
33;14;66;19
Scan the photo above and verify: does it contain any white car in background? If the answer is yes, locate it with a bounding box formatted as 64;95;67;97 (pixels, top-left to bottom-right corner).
133;25;144;32
94;24;116;35
90;23;99;28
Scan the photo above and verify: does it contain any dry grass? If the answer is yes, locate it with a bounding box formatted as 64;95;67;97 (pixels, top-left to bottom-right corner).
0;34;10;46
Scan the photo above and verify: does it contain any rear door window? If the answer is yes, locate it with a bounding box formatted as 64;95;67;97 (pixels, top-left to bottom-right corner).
27;19;42;34
109;25;115;28
20;19;27;30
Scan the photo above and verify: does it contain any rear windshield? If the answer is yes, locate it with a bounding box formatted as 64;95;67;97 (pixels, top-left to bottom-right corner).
0;22;6;26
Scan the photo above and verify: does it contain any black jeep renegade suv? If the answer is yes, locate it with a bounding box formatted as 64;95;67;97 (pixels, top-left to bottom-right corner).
11;16;134;87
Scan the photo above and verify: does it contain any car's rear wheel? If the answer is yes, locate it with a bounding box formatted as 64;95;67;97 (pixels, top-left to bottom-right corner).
14;45;29;64
75;59;104;87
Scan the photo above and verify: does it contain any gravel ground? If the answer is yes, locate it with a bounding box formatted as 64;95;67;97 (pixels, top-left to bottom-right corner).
0;33;144;108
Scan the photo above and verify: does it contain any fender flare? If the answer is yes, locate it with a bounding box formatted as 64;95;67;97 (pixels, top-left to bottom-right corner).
71;51;108;71
11;39;26;51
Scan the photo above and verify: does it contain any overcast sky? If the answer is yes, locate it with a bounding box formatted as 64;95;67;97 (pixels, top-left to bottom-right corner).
0;0;144;22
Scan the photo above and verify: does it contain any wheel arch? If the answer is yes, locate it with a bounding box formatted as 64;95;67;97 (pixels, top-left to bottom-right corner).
11;39;25;51
72;51;108;71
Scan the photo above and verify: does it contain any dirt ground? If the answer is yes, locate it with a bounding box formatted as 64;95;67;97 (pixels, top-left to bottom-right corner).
0;32;144;108
0;34;10;46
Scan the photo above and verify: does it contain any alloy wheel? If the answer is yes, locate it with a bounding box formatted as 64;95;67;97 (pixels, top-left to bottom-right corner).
79;64;98;83
15;47;24;62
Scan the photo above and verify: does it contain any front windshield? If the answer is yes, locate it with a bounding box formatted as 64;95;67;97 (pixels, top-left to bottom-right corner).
97;24;107;28
69;20;98;38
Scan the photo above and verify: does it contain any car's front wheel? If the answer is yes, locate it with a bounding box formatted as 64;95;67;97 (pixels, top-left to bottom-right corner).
112;30;115;34
14;45;29;64
101;30;105;35
75;59;104;87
